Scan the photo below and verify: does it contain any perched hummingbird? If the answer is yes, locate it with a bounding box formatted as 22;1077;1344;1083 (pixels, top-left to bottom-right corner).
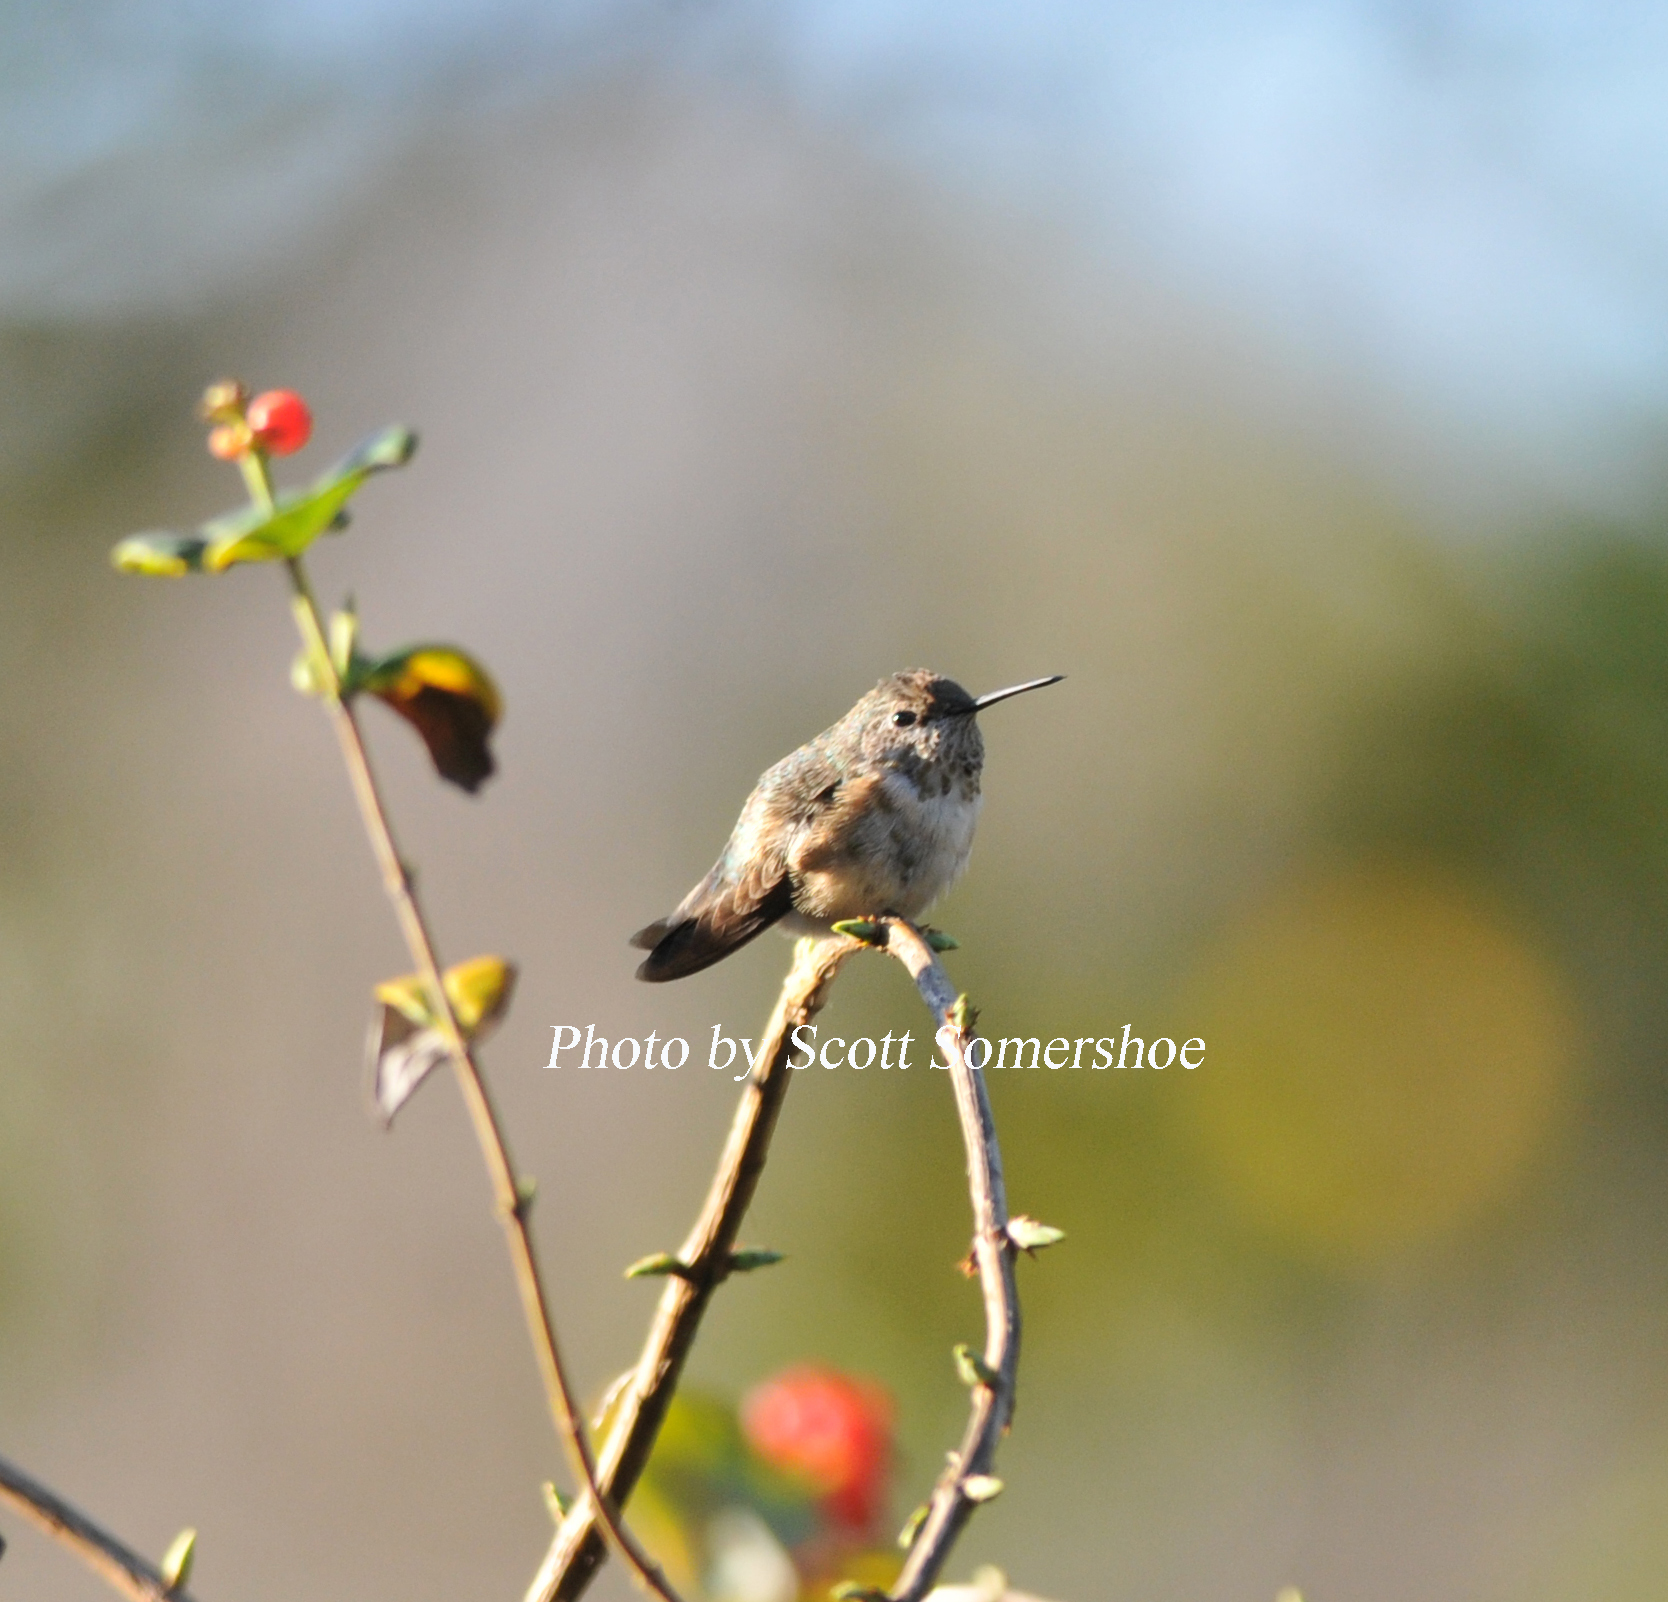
631;670;1063;982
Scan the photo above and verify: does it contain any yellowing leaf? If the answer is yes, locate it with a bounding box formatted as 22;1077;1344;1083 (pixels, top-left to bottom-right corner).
110;533;210;576
444;953;515;1035
361;645;502;792
368;956;517;1124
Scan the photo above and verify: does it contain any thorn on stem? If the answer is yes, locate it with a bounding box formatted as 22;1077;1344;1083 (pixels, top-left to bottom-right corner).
1005;1215;1065;1255
624;1252;695;1281
830;919;883;945
953;1342;999;1389
897;1502;930;1549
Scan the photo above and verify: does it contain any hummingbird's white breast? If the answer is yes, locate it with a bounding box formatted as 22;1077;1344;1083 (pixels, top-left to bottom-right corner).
787;764;982;929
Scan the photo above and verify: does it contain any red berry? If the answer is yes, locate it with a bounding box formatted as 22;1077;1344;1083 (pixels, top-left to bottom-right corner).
246;389;312;455
741;1365;894;1533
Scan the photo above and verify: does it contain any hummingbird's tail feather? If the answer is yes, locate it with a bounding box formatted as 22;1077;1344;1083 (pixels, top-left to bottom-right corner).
631;876;796;982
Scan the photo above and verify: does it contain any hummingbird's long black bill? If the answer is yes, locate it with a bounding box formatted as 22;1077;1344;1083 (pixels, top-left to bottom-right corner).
971;674;1065;712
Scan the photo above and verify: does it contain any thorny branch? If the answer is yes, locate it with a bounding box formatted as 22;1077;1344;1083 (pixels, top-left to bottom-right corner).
272;508;682;1601
872;919;1020;1602
528;933;864;1602
533;918;1023;1602
0;1452;201;1602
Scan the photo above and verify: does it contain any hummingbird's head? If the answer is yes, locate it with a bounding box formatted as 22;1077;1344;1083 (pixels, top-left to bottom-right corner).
852;669;1063;787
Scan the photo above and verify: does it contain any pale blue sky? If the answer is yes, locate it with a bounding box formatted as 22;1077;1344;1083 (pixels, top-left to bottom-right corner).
5;0;1668;495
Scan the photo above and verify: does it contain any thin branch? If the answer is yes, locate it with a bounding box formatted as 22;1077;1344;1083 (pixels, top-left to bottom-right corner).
526;933;863;1602
0;1452;201;1602
279;542;683;1602
872;919;1020;1602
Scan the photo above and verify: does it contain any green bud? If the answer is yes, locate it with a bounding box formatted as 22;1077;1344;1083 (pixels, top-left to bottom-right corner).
291;647;331;699
962;1474;1003;1503
1005;1215;1065;1254
624;1252;689;1280
728;1247;785;1273
830;919;883;945
329;602;360;681
159;1527;197;1592
897;1502;930;1549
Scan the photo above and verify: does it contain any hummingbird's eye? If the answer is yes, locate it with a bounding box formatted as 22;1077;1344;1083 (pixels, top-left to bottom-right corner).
891;709;918;727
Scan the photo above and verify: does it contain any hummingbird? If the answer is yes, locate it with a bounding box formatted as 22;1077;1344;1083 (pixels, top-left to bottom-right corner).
630;670;1063;982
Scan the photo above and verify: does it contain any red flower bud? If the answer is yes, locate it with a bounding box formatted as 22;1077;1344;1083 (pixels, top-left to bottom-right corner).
741;1365;894;1534
207;422;252;460
198;379;248;423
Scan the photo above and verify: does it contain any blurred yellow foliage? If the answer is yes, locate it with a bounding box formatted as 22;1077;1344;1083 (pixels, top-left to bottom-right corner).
1180;863;1574;1264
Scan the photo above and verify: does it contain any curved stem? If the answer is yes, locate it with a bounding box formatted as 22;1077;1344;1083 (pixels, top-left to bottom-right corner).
527;934;862;1602
0;1452;199;1602
275;524;682;1601
873;920;1020;1602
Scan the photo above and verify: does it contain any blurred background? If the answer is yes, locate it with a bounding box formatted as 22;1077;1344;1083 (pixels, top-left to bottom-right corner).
5;2;1668;1599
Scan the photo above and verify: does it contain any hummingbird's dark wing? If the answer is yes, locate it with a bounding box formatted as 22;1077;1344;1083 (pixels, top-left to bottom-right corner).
629;870;795;982
630;748;839;982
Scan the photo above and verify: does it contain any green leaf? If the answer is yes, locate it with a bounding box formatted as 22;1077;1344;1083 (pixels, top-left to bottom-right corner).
291;646;331;699
360;644;501;792
110;533;210;576
200;425;417;570
159;1527;196;1591
1005;1215;1066;1254
727;1247;785;1273
953;1342;999;1389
